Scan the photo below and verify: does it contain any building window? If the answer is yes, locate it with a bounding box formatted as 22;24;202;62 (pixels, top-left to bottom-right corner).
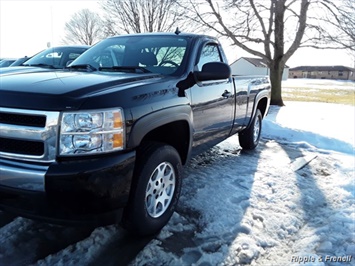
338;71;343;76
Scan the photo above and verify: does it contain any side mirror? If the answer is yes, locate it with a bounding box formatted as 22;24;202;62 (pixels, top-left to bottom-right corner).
195;62;231;81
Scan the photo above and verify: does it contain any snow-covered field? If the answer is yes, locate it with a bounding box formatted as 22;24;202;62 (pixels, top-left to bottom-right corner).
0;80;354;266
282;79;355;104
282;79;355;91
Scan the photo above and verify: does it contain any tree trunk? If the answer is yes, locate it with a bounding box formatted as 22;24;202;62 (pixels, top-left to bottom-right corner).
269;61;285;106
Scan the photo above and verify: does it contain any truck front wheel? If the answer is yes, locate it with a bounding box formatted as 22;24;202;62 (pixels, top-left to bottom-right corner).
239;109;263;150
122;142;182;236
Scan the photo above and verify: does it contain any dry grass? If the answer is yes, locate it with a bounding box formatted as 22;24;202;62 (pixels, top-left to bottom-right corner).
282;82;355;106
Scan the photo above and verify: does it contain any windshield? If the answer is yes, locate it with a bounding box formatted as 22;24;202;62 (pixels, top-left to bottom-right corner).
23;46;89;69
0;59;16;68
71;35;189;76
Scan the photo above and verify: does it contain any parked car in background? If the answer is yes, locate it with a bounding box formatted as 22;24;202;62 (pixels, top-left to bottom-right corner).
0;58;17;68
0;46;90;75
10;56;31;67
22;45;90;69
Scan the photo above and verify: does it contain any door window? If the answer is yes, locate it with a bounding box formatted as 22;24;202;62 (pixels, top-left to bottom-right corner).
197;44;222;70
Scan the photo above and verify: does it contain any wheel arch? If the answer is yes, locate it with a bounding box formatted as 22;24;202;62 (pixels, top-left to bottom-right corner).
127;105;193;165
256;96;269;118
245;89;270;129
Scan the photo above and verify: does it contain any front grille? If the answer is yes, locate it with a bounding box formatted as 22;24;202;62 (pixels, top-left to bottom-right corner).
0;108;60;162
0;112;46;127
0;137;44;156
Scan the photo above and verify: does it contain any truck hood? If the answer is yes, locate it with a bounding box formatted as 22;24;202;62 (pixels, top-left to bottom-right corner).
0;70;164;110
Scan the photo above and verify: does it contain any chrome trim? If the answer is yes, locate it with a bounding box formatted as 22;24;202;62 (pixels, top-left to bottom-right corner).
0;159;47;191
0;107;60;162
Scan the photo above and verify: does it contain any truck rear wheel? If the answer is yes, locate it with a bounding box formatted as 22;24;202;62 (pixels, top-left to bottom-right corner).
122;142;182;236
239;109;262;150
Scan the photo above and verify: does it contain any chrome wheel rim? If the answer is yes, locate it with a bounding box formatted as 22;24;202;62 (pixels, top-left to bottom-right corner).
145;162;176;218
253;116;261;143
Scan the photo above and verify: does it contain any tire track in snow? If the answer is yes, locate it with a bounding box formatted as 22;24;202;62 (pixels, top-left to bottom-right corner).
0;213;154;266
0;216;95;265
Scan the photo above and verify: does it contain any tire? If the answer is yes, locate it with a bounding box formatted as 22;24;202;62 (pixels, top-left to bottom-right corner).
122;142;182;236
239;109;263;150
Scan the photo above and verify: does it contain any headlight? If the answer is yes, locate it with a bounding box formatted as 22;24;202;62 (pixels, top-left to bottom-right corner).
59;108;125;156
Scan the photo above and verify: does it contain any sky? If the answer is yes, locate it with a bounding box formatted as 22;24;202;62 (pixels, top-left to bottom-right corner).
0;79;354;264
0;0;354;68
0;0;99;58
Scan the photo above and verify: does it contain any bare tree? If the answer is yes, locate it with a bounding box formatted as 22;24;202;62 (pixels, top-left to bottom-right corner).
63;9;106;45
100;0;184;35
183;0;346;106
316;0;355;52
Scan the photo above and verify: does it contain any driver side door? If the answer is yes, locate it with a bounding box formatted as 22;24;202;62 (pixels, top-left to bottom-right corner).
189;42;235;155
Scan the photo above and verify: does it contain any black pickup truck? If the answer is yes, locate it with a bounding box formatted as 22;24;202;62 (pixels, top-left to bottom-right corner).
0;32;270;236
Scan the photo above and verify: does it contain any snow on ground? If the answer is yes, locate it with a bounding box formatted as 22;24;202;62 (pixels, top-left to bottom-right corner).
281;79;355;103
263;101;354;155
0;85;354;266
129;101;355;266
282;79;355;91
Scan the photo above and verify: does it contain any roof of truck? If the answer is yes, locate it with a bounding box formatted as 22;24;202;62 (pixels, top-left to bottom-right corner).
108;31;218;40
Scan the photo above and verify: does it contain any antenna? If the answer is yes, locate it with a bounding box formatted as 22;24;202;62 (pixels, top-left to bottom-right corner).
175;27;181;35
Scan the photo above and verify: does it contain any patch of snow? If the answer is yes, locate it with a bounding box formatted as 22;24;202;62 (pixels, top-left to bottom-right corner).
131;101;355;266
283;78;355;90
263;101;355;155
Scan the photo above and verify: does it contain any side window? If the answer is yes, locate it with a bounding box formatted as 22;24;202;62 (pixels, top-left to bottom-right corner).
197;44;222;70
68;52;81;60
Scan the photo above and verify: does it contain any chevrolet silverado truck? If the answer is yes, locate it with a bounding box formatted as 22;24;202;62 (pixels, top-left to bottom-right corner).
0;32;270;236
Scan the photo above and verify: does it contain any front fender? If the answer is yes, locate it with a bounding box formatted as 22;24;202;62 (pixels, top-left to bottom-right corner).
127;105;193;149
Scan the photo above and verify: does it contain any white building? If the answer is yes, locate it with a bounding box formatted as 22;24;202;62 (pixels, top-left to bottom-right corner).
230;57;289;80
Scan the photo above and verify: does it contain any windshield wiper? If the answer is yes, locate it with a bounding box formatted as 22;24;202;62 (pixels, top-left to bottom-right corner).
98;66;151;73
67;64;98;72
23;63;57;69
